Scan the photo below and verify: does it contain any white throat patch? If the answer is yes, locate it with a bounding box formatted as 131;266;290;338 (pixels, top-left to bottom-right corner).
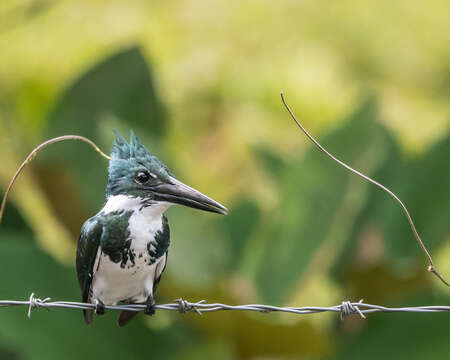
102;195;171;217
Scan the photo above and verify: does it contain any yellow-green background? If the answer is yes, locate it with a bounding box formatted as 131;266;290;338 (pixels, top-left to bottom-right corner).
0;1;449;359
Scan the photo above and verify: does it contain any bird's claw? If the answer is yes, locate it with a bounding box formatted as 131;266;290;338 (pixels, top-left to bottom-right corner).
94;299;106;315
144;296;156;316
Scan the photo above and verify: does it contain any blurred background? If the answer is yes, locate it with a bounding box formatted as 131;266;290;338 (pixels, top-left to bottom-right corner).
0;0;449;359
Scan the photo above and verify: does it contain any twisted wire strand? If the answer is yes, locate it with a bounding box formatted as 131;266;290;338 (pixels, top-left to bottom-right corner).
1;294;449;319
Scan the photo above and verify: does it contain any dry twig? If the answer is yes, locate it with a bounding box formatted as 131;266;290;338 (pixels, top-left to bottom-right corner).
280;92;449;286
0;135;110;224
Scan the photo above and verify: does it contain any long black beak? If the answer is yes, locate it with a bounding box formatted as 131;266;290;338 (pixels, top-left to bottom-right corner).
149;177;227;215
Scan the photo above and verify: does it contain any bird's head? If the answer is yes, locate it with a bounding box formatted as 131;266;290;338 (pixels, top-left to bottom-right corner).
105;131;227;215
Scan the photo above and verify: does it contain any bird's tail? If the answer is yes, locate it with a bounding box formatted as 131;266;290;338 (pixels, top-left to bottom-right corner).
117;310;139;327
83;309;94;325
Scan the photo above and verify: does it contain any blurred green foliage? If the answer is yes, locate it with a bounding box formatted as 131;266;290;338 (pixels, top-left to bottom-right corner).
0;1;449;359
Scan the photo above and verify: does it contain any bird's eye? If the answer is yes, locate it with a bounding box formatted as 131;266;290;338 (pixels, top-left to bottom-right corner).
135;171;151;184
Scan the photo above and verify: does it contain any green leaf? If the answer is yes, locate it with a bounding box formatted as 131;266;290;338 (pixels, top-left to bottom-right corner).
47;46;166;139
335;133;450;275
166;206;229;287
252;145;286;181
385;134;450;256
41;46;167;210
245;98;393;303
219;199;261;271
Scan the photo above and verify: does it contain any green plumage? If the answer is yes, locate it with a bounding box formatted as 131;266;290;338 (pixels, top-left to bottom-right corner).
147;215;170;264
99;210;134;267
106;131;172;198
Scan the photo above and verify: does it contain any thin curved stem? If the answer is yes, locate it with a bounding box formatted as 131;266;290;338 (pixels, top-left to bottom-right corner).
0;135;110;224
280;92;448;286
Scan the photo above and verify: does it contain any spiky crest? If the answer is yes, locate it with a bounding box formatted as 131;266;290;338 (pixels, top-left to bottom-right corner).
111;130;151;161
106;130;172;198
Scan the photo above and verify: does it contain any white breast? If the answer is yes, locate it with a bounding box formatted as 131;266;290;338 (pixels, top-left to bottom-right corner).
90;195;170;305
92;251;167;305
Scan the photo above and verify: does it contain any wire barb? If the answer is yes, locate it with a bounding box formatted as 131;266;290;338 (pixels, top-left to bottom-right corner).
280;92;449;287
340;300;366;319
174;298;205;315
27;293;51;318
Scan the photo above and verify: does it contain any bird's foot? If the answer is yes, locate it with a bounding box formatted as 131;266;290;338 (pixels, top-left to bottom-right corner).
144;296;156;316
94;299;106;315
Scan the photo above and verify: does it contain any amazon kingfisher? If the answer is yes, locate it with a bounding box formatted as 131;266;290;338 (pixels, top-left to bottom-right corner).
76;131;227;326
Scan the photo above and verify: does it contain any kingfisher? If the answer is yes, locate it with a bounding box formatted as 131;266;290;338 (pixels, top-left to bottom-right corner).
76;131;227;326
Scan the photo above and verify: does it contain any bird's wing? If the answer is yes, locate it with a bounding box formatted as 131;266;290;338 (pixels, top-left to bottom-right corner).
153;251;168;293
76;216;103;304
152;215;170;293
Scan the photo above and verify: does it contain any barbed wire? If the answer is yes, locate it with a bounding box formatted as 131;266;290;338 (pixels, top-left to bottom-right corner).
1;293;449;320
